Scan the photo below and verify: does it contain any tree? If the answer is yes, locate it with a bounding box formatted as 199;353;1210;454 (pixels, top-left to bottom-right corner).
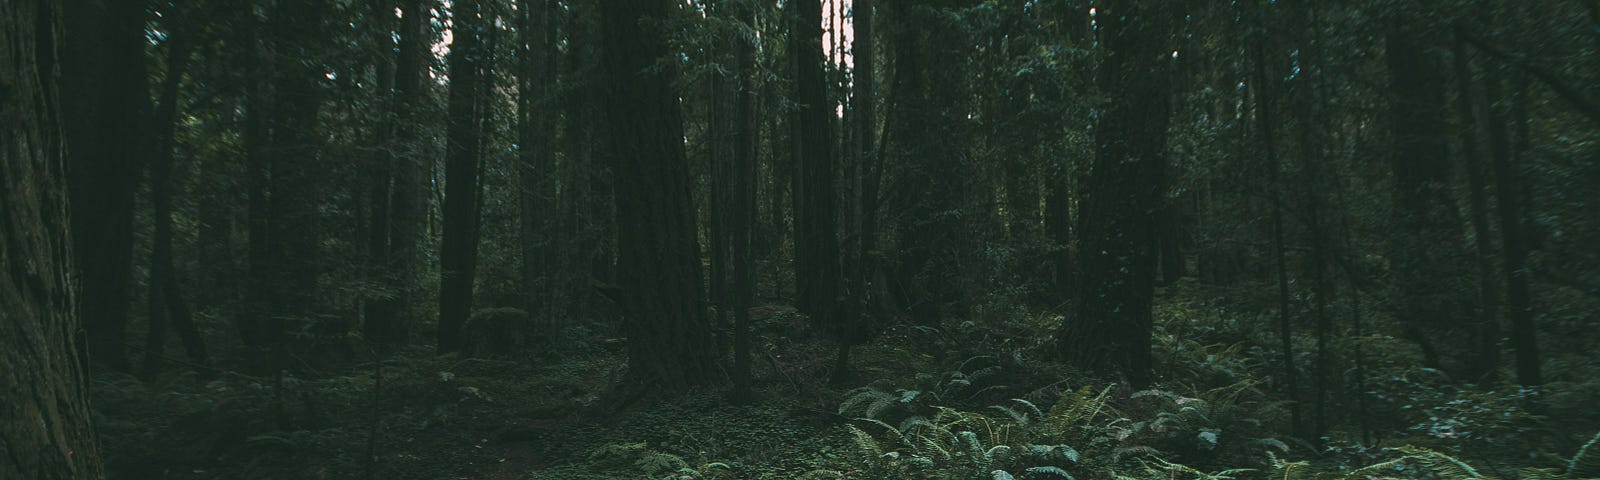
369;0;431;346
1385;10;1478;376
1477;44;1542;386
1;0;104;475
731;0;761;400
791;0;842;330
1059;0;1177;388
438;0;487;354
63;0;147;371
519;0;556;320
144;15;209;377
601;0;721;392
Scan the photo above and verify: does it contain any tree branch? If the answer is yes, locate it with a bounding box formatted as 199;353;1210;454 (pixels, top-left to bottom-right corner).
1456;22;1600;126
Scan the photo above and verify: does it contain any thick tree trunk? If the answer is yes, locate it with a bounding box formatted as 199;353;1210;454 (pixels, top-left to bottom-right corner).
437;0;486;354
601;0;721;393
1058;0;1174;388
1385;20;1477;376
791;0;842;331
1;0;105;474
63;0;146;371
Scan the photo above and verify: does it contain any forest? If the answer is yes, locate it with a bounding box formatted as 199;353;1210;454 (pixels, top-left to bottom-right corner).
4;0;1600;478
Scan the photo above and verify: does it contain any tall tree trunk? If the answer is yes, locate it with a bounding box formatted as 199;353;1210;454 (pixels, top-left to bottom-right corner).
374;0;429;346
242;12;276;351
1385;14;1477;377
1451;35;1501;383
1;0;105;474
437;0;486;354
601;0;721;393
63;0;147;372
145;22;209;377
791;0;842;331
1482;58;1541;386
362;0;398;350
1058;0;1175;388
839;0;878;381
1251;4;1300;433
519;0;555;321
731;0;760;401
266;0;329;358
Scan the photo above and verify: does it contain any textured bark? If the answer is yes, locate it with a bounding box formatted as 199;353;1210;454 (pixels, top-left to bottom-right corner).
1058;0;1175;388
601;0;721;392
1;0;105;475
62;0;146;371
437;0;486;353
791;0;842;329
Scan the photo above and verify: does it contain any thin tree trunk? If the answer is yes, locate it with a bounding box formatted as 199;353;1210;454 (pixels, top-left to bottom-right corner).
1451;34;1501;383
1251;5;1300;432
1483;58;1541;386
732;0;760;402
145;23;209;377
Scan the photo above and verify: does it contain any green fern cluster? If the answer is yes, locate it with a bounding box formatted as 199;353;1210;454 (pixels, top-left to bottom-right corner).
588;442;734;479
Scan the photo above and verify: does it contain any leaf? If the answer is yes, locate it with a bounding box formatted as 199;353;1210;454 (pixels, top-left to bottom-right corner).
1026;466;1075;479
992;470;1016;480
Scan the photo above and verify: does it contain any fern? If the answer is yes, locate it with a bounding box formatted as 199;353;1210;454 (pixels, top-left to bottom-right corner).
1569;431;1600;478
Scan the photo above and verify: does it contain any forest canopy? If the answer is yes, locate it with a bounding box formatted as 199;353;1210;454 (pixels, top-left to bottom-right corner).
3;0;1600;478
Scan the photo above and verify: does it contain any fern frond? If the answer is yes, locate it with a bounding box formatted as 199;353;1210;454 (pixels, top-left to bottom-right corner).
1569;431;1600;478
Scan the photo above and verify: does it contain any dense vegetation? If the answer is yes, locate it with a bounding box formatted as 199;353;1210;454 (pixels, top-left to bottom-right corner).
4;0;1600;478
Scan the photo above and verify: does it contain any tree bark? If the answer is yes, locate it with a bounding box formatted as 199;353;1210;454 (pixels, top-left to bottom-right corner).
1;0;105;474
1251;4;1299;433
1058;0;1175;388
372;0;430;346
601;0;721;393
791;0;843;331
63;0;146;372
732;0;760;401
1481;58;1541;385
437;0;486;353
519;0;556;323
1385;16;1477;377
145;21;209;377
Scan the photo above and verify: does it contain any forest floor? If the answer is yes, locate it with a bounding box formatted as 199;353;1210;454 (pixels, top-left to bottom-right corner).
90;280;1600;479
